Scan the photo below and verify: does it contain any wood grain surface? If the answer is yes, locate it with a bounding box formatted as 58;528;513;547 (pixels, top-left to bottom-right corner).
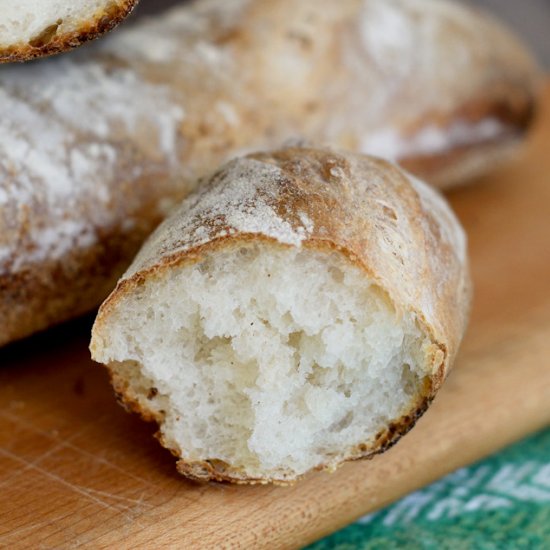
1;84;550;549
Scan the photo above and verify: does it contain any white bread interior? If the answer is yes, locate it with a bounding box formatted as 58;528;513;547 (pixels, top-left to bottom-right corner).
94;242;433;482
0;0;130;52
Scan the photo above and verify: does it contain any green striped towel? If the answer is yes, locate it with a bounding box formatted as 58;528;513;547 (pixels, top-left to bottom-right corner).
308;429;550;549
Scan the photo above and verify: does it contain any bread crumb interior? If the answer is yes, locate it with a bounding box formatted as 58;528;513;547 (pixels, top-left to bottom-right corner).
101;243;431;479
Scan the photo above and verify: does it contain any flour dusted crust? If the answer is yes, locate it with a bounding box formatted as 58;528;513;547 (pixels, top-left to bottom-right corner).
0;0;537;345
0;1;138;63
91;147;471;484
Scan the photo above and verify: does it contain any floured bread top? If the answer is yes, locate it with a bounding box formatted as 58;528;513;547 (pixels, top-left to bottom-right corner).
0;56;185;271
123;160;316;279
0;0;538;280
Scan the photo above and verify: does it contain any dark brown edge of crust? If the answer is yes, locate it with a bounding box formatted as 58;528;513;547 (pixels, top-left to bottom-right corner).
432;82;540;140
402;132;522;190
400;87;542;187
0;0;138;63
92;234;449;485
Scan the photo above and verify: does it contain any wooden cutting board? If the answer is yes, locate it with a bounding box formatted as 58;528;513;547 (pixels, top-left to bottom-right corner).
1;85;550;550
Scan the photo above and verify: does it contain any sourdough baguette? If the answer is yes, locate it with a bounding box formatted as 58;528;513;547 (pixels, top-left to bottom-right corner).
0;0;538;346
90;147;471;484
0;0;138;63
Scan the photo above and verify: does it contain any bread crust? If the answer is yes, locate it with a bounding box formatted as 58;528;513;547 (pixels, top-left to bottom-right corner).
400;94;538;189
0;0;536;346
0;1;138;63
91;147;471;484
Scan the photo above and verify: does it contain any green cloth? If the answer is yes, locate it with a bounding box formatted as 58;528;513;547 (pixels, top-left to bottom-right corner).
308;429;550;550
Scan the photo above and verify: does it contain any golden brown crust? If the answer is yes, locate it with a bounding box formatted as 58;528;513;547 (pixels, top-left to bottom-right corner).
0;1;138;63
0;237;127;347
0;172;174;348
91;147;471;484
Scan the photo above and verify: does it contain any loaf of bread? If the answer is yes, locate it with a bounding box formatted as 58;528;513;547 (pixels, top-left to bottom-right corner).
90;147;471;484
0;0;138;62
0;0;538;346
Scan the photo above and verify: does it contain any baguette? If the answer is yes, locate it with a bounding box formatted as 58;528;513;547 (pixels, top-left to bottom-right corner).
90;147;471;484
0;0;138;63
0;0;538;346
